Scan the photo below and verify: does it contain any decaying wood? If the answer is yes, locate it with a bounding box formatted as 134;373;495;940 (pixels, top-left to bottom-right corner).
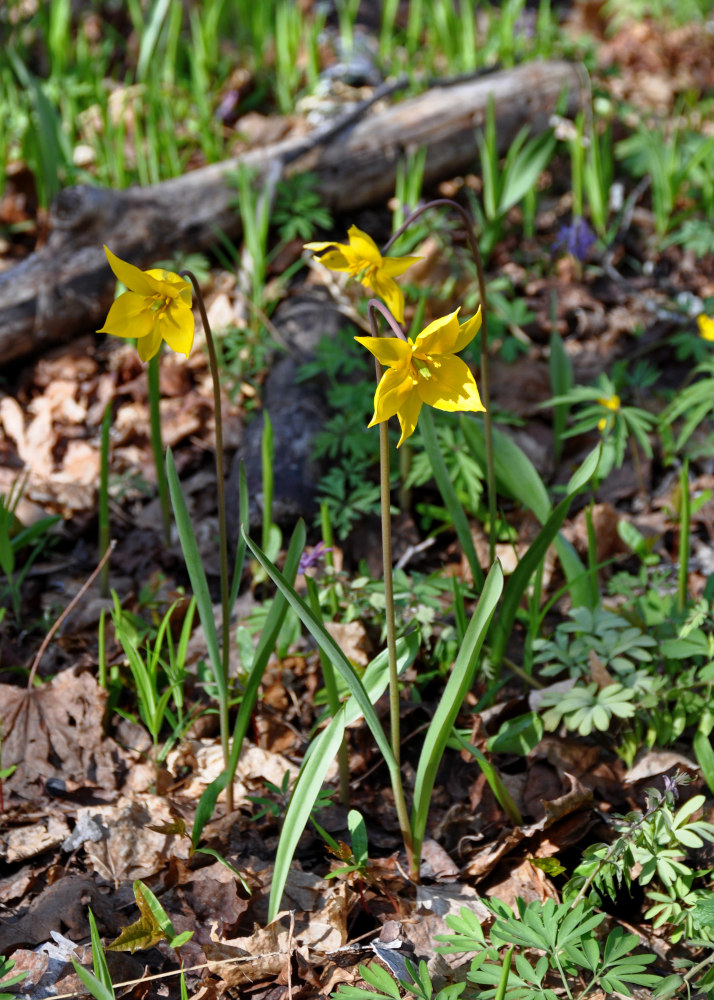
0;60;583;365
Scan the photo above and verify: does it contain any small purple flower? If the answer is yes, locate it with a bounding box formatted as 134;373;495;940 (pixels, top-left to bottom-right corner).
298;541;331;574
553;216;597;262
662;772;681;801
514;9;537;41
216;89;240;124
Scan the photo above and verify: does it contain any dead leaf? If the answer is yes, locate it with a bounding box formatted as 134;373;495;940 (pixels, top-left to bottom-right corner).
0;814;70;864
82;794;191;886
324;620;371;666
0;668;118;799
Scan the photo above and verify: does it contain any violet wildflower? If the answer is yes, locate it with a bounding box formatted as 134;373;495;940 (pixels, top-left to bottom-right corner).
553;216;597;262
298;541;331;574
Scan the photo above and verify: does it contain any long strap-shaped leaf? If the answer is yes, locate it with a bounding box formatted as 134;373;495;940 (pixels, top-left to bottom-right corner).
420;408;484;588
490;445;601;670
269;631;420;921
166;447;225;705
245;533;399;777
411;560;503;867
191;523;305;849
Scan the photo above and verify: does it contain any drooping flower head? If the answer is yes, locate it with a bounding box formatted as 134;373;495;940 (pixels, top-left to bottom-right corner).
98;246;195;362
698;314;714;342
305;225;421;324
356;308;485;447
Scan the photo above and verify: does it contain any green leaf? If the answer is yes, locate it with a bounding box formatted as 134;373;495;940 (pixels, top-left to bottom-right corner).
694;731;714;795
421;409;483;587
268;632;418;921
245;532;399;773
487;712;543;755
461;416;550;524
108;880;191;953
411;561;503;865
89;909;113;990
70;962;116;1000
166;448;225;704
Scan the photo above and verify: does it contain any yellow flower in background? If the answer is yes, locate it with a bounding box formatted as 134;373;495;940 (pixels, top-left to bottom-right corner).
98;246;195;362
304;225;421;323
597;393;620;432
698;314;714;342
356;308;485;447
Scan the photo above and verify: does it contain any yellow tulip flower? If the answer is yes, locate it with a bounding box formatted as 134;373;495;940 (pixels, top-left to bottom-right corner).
356;308;485;447
305;225;421;324
98;246;195;362
698;314;714;342
597;393;620;432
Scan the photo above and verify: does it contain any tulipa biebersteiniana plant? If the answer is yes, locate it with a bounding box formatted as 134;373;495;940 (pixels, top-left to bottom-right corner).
99;194;600;924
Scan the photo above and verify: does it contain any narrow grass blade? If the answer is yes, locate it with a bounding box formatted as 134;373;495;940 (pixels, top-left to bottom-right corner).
411;561;503;865
420;408;483;587
269;631;419;921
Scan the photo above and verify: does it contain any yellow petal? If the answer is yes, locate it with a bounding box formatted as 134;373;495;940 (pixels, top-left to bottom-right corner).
413;310;462;355
104;245;155;296
162;304;195;357
137;325;164;362
373;366;417;423
452;307;482;353
367;269;405;323
380;254;422;278
347;226;382;266
98;292;157;340
417;355;484;412
145;267;190;300
312;249;351;273
303;240;341;251
698;314;714;342
355;335;411;368
395;392;423;446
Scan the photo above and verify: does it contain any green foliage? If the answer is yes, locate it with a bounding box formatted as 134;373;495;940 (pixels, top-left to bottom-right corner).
334;958;466;1000
111;594;196;765
470;99;557;261
661;356;714;456
0;476;61;624
272;172;333;244
564;779;714;945
538;680;638;736
298;336;387;539
71;909;115;1000
546;372;656;482
533;606;657;679
616;123;714;237
436;897;658;999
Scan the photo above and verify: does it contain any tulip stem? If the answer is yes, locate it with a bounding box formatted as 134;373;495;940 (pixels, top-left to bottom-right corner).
384;199;497;563
182;270;233;812
368;300;415;877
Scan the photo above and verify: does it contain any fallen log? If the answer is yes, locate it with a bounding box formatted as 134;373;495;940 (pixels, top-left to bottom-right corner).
0;60;583;365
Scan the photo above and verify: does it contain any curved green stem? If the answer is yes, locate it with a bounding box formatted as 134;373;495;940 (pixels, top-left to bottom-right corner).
182;270;233;812
384;198;497;562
